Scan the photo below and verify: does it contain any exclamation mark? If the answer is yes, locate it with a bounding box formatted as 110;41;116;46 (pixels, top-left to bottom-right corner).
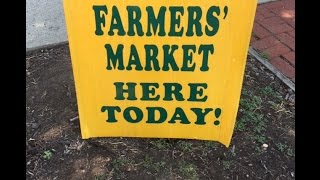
214;108;222;126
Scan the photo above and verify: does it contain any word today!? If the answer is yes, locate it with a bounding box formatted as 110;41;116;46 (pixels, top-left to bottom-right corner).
101;82;222;125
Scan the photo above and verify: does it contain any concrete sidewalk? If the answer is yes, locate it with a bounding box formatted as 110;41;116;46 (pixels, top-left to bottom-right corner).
26;0;67;50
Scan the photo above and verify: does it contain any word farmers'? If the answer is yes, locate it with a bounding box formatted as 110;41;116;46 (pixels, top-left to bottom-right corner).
93;5;223;37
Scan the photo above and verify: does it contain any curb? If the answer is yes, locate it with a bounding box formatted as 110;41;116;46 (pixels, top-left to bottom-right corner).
248;47;295;92
26;41;69;54
258;0;278;4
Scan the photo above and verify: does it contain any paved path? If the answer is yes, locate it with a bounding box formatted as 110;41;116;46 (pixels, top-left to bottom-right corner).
250;0;295;83
26;0;67;50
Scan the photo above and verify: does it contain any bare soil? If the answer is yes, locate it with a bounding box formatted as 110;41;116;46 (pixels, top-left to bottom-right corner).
26;44;295;180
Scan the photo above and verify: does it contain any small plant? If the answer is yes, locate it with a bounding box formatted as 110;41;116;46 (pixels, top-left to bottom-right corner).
240;95;262;111
142;155;166;173
239;94;268;141
143;155;153;168
239;111;266;133
178;141;193;152
152;161;166;173
112;156;130;171
276;143;288;152
204;141;219;149
222;160;231;170
254;120;266;134
251;134;266;144
150;139;171;150
235;120;246;132
178;161;198;180
42;150;53;160
261;86;273;95
95;175;106;180
261;86;283;101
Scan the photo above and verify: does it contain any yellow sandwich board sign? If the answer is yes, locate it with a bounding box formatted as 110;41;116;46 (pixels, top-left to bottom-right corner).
63;0;257;147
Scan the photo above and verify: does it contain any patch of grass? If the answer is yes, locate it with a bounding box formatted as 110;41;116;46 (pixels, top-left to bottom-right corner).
249;111;264;123
95;175;106;180
150;139;171;150
178;141;193;152
143;155;153;167
261;86;273;95
222;160;232;170
112;156;130;172
142;155;166;174
276;143;288;153
235;120;246;131
260;86;283;101
239;94;268;144
153;161;166;173
253;117;266;134
251;134;266;144
111;156;134;179
42;150;53;160
239;111;266;135
178;161;198;180
204;141;219;149
240;95;262;111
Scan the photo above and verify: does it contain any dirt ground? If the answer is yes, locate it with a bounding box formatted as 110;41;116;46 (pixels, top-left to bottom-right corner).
26;44;295;180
